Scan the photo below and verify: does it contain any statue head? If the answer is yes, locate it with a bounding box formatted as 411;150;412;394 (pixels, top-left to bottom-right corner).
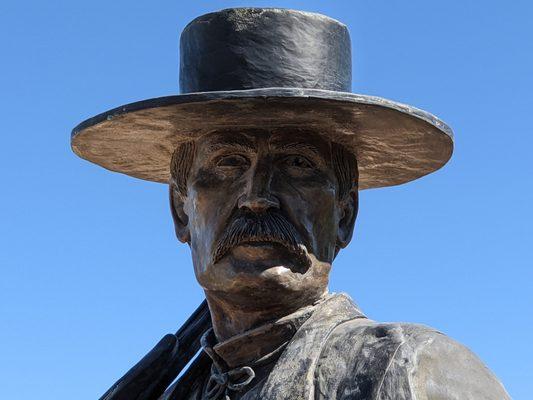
71;8;453;311
169;128;358;310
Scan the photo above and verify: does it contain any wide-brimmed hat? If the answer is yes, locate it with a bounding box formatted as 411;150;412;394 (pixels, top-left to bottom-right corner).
71;8;453;190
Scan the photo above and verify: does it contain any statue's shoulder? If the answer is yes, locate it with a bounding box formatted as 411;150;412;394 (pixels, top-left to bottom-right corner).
315;317;510;400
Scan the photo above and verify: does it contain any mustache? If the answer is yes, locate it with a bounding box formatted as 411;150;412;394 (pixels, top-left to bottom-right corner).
212;210;309;266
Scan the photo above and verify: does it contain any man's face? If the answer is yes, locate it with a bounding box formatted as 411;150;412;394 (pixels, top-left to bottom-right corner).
172;129;357;308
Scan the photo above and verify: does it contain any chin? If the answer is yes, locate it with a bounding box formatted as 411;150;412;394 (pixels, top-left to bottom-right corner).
238;263;308;290
199;252;331;308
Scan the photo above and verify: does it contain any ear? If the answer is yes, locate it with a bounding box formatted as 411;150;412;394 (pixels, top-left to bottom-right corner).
336;188;358;252
169;183;191;243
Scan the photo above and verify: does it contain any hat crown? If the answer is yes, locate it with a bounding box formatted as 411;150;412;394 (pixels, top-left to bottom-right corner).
179;8;352;94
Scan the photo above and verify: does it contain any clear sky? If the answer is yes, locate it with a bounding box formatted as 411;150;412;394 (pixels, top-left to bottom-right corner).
1;1;531;398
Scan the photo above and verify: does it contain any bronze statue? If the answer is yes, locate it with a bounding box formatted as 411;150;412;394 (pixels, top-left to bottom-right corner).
72;8;510;400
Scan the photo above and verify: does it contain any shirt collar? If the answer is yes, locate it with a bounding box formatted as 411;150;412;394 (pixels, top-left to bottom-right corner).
201;296;327;368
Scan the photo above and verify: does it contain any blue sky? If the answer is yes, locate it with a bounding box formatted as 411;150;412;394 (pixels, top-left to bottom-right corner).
1;1;531;398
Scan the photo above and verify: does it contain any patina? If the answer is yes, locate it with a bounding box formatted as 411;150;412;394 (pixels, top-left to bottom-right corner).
72;7;510;400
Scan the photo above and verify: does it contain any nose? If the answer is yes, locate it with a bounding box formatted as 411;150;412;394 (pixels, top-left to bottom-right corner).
238;158;280;213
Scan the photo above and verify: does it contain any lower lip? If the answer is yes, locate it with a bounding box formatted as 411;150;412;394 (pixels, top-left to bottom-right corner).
229;242;309;274
230;241;288;257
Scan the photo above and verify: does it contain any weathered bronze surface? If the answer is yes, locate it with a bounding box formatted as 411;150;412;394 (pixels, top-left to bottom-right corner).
72;7;510;400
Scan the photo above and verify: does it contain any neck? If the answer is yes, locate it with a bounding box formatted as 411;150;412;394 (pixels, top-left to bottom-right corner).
205;289;328;342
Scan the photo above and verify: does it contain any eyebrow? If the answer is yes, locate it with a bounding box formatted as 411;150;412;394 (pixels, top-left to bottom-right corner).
270;141;323;158
204;135;326;160
206;137;256;153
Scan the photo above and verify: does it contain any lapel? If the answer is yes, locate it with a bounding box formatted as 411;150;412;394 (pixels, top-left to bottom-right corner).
259;293;366;400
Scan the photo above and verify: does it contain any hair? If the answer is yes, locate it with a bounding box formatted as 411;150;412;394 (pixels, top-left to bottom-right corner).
170;141;196;198
169;138;358;200
331;141;358;201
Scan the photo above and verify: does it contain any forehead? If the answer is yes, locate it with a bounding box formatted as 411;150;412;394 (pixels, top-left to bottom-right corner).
196;128;332;154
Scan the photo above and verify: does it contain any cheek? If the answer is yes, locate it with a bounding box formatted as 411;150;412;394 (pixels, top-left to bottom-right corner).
306;190;339;247
185;173;243;264
185;189;219;247
183;189;214;277
276;177;339;259
188;168;239;217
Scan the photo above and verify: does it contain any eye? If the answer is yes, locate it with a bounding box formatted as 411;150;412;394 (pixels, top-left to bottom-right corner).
282;155;314;169
216;154;250;168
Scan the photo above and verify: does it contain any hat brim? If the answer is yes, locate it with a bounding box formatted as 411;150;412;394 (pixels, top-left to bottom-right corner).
71;87;453;190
